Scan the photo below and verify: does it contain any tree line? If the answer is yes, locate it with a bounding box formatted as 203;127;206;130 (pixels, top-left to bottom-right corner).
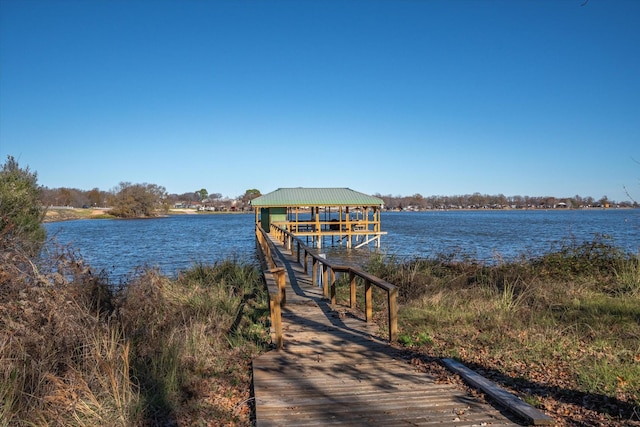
41;183;638;216
40;185;262;215
40;185;638;215
375;192;638;210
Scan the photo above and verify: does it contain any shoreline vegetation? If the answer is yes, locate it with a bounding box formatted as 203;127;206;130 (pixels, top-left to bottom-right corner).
360;242;640;425
1;239;638;425
1;253;271;426
43;207;253;223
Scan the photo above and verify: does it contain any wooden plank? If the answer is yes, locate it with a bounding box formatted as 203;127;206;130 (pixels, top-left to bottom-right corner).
442;358;554;425
254;390;515;426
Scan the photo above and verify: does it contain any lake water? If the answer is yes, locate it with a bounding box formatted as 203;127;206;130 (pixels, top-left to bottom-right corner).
45;214;256;283
44;210;640;282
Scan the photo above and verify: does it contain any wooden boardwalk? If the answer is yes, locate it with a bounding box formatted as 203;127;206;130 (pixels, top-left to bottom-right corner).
253;235;524;426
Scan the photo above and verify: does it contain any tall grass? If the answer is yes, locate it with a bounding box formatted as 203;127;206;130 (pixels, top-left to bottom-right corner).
364;238;640;421
1;243;270;426
615;253;640;295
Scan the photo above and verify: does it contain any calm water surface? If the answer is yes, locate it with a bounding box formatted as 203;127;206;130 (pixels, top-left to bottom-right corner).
45;214;256;282
381;209;639;260
45;210;640;281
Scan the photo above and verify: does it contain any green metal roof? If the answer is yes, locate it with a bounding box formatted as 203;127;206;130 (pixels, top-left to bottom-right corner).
251;188;384;208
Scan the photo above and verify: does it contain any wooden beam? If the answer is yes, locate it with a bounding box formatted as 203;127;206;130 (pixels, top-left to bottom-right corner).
364;280;372;322
388;288;398;342
442;358;554;425
349;271;357;309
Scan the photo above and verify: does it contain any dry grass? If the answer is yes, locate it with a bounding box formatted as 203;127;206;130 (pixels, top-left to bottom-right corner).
44;208;114;222
359;239;640;425
1;231;270;427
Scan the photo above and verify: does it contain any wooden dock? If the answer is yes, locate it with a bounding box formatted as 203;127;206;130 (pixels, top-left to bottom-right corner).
252;234;527;426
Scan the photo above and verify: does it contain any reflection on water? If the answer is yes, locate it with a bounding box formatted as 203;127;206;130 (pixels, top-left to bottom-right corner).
45;210;640;281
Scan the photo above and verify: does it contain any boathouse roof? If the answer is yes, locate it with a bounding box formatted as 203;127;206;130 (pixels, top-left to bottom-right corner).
251;187;383;208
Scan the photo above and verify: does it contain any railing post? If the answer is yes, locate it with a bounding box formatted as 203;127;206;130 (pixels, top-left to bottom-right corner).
290;235;294;255
365;279;372;322
270;291;283;350
312;258;317;285
388;288;398;342
296;241;300;264
303;250;308;274
349;271;357;309
266;242;271;266
330;268;336;306
274;267;286;307
322;263;329;298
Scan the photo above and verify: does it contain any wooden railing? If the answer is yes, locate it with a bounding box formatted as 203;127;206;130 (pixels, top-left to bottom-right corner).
277;220;377;233
255;224;286;350
270;223;398;342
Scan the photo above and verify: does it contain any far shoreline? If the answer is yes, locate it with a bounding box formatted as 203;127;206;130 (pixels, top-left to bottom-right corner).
43;207;252;223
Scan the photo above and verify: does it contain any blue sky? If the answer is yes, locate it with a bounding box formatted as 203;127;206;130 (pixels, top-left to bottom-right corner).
1;0;638;201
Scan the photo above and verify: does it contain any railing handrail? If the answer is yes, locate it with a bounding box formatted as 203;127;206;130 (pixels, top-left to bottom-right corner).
272;219;380;231
269;223;398;342
256;223;284;270
255;223;286;349
271;223;397;292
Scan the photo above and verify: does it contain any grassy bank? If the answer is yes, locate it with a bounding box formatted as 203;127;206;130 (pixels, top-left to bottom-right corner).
352;237;640;425
43;207;251;222
44;207;115;222
0;247;270;426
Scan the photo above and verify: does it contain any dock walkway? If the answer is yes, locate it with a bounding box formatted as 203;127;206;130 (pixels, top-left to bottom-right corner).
252;234;523;426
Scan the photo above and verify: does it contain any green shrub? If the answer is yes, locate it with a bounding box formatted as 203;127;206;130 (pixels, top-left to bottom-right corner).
0;155;46;255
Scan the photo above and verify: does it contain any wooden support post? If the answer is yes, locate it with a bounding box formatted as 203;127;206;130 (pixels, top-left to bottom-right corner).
312;258;318;286
315;207;320;248
265;238;271;265
274;267;286;307
269;292;283;350
303;250;308;274
346;207;352;249
349;271;357;309
388;289;398;342
365;280;372;322
330;268;336;306
322;264;329;298
296;241;300;264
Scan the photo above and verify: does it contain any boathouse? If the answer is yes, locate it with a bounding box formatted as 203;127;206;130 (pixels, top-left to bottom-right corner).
251;187;386;249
